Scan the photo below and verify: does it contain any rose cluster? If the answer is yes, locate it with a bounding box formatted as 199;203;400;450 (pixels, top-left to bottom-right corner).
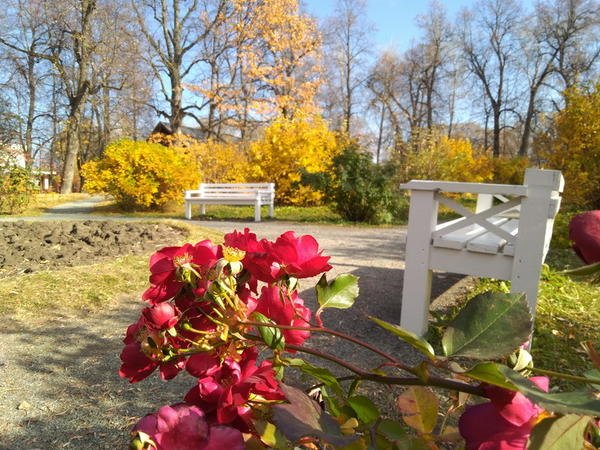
119;229;332;449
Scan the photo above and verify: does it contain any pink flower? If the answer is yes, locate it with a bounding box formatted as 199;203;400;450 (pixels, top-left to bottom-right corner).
185;348;284;430
142;242;221;304
119;341;185;383
142;303;179;330
131;403;244;450
119;318;185;383
459;376;549;450
271;231;332;278
256;285;312;347
569;211;600;264
224;228;280;284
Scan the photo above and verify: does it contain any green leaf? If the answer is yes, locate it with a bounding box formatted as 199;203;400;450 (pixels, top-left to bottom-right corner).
369;316;436;361
272;384;359;447
497;366;600;416
396;387;438;434
459;362;518;390
442;292;532;359
584;369;600;389
347;395;379;424
377;419;408;441
285;358;344;396
316;273;359;311
251;312;284;350
528;415;591;450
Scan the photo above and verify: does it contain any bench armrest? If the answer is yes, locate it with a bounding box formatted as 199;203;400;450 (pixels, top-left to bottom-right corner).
401;180;528;197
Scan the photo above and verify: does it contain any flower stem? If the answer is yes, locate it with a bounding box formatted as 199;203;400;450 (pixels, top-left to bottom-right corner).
241;320;414;373
284;343;484;396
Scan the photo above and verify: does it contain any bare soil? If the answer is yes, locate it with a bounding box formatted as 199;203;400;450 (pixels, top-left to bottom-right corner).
0;220;186;278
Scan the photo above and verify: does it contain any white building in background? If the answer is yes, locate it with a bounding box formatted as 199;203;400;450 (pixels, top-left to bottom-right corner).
0;144;26;168
0;144;55;191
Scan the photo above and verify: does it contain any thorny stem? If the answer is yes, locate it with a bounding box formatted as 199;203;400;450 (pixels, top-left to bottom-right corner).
284;343;485;396
240;320;415;374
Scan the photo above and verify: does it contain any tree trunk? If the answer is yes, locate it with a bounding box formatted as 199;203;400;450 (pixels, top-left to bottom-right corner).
61;118;79;194
376;103;385;164
518;89;537;157
25;52;36;165
492;107;501;158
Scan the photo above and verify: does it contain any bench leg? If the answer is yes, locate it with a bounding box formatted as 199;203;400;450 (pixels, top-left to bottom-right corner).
400;190;439;336
269;203;274;218
254;200;262;222
201;204;206;216
185;202;192;220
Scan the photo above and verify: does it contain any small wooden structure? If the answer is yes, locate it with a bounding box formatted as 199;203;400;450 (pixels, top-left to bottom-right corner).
184;183;275;222
400;169;564;336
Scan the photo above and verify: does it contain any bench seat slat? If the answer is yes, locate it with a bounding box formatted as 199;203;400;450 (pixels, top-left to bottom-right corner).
466;219;519;255
433;216;509;250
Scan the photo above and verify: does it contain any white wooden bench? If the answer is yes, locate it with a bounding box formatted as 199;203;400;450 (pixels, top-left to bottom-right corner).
184;183;275;222
400;168;564;336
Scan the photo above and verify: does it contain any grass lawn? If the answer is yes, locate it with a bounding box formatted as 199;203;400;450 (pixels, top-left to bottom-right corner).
91;201;347;223
0;192;93;216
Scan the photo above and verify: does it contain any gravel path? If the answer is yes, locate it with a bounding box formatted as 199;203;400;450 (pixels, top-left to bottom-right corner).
0;200;468;449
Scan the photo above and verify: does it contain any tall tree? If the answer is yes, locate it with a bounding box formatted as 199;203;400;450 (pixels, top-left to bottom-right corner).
322;0;372;135
132;0;227;134
0;0;53;165
416;0;451;130
458;0;521;157
516;0;600;156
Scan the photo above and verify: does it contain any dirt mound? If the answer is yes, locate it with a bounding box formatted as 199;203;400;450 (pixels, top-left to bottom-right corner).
0;220;187;278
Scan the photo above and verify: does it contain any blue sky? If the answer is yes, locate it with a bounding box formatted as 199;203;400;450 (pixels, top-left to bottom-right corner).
302;0;511;52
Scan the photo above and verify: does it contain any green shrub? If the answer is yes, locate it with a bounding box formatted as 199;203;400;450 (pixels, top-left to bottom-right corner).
305;143;406;224
82;140;200;211
0;165;37;214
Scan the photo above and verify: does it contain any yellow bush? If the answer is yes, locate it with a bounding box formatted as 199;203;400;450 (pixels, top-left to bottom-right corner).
186;140;249;183
247;114;339;205
148;133;249;183
490;156;530;184
398;129;493;183
82;140;200;210
536;81;600;209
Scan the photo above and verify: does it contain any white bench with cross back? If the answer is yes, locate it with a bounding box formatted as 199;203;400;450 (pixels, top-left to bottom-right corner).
400;168;564;336
184;182;275;222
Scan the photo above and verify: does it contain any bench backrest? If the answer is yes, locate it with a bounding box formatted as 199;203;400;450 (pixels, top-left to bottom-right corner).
401;169;563;259
198;183;275;201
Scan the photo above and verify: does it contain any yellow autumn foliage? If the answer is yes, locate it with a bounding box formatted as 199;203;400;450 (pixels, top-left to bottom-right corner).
247;114;338;205
490;156;530;185
148;133;249;183
186;140;249;184
82;140;199;210
536;81;600;209
398;129;492;183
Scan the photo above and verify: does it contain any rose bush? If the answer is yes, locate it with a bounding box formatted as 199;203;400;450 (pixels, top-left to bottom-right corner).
121;229;600;449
